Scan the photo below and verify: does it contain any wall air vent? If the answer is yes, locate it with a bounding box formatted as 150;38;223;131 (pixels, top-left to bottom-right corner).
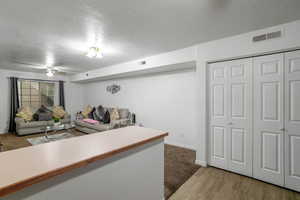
252;31;282;42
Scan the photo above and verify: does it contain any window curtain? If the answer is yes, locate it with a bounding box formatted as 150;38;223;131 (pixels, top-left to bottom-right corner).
8;77;20;133
59;81;65;109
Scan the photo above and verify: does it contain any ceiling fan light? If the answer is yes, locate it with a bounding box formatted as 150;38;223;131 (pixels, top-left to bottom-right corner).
86;47;103;59
46;69;55;77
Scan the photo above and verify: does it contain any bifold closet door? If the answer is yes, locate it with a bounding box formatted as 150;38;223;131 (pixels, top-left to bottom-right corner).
209;61;228;169
285;50;300;192
209;59;252;176
253;53;285;186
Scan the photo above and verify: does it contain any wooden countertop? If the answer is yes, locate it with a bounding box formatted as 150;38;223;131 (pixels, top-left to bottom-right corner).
0;126;168;197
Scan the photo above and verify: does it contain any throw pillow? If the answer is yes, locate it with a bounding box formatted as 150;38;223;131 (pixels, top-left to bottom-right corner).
82;105;93;118
94;105;105;121
33;105;52;121
88;107;96;119
52;106;66;119
103;110;111;124
16;106;33;121
110;108;120;121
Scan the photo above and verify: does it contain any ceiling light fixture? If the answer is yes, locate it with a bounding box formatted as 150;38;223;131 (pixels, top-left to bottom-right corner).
86;46;103;59
46;68;55;77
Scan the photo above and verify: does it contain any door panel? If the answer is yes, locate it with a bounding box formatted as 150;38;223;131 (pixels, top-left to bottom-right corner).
262;131;281;172
262;83;280;121
231;128;245;163
212;85;225;118
285;50;300;192
227;59;252;176
209;63;228;169
253;53;284;186
231;84;245;119
289;81;300;121
210;126;227;168
209;59;252;176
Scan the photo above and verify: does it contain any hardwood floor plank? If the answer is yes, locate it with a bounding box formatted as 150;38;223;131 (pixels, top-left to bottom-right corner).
170;167;300;200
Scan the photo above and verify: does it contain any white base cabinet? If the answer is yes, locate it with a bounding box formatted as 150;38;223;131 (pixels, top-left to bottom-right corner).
208;50;300;192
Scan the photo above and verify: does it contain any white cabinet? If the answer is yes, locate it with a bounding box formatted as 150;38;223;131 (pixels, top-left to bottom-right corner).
209;58;252;176
208;50;300;192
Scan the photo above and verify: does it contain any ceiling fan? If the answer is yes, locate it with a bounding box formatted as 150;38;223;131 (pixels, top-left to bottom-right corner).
12;61;81;77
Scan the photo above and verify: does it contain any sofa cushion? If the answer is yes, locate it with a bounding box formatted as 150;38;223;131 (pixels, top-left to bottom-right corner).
16;127;45;135
75;120;111;132
111;119;131;127
17;121;48;129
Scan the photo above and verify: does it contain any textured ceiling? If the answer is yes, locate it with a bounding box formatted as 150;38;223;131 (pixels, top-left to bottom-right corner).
0;0;300;74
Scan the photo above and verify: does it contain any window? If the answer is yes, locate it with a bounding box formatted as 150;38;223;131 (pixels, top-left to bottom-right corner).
19;80;55;109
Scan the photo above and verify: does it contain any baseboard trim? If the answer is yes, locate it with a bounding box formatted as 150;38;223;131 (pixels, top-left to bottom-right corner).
164;141;196;151
195;160;208;167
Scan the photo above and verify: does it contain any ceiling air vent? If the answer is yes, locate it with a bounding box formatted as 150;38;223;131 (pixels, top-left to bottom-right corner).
252;31;282;42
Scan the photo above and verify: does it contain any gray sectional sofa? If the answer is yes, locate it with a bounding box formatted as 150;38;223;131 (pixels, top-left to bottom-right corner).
75;107;132;134
15;115;71;136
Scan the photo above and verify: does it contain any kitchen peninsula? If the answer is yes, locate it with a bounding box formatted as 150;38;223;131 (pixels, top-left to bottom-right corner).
0;126;168;200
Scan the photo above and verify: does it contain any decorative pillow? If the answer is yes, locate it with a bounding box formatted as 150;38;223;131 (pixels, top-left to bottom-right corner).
88;107;96;119
110;108;120;121
82;105;93;118
94;105;105;121
16;106;33;122
52;106;66;119
33;105;52;121
119;109;129;119
83;118;99;125
103;110;111;124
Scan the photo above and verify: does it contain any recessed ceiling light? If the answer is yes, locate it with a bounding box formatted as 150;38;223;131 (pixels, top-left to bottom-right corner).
86;47;103;59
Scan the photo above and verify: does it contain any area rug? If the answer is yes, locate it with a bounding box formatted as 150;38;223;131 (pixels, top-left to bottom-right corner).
165;144;201;199
27;133;74;145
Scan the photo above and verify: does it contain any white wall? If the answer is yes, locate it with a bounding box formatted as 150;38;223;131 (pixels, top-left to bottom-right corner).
195;19;300;166
2;20;300;165
74;19;300;166
83;69;198;150
0;69;84;134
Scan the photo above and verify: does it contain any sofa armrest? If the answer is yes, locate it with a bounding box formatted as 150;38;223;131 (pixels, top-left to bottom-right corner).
15;117;25;129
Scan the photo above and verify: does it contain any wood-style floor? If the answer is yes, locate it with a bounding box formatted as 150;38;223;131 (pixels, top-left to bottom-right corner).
170;167;300;200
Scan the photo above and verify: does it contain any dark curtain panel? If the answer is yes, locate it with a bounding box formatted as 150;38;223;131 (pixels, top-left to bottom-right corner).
8;77;20;133
59;81;65;109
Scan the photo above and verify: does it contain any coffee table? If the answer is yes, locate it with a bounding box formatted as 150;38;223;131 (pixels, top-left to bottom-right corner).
41;122;75;141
